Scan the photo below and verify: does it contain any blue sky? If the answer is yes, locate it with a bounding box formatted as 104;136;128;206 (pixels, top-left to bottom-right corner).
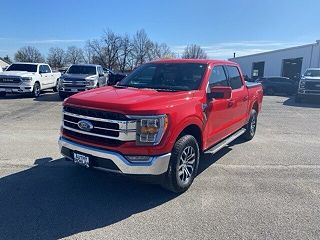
1;0;319;60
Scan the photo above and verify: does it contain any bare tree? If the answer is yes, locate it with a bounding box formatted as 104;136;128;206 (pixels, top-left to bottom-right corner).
47;47;65;69
86;39;108;66
65;46;84;65
101;30;122;69
2;55;12;64
150;42;175;60
14;46;45;63
182;44;208;59
118;34;133;72
131;29;153;67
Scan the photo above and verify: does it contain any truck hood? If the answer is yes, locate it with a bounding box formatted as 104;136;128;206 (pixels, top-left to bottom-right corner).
65;86;195;114
62;73;96;79
0;71;35;77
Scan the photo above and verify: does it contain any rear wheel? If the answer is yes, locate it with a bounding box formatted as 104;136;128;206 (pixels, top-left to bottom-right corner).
242;109;258;141
162;135;200;193
53;81;58;92
295;94;302;103
59;92;67;100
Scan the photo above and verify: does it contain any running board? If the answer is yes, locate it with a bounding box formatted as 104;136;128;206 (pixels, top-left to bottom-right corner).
205;128;246;154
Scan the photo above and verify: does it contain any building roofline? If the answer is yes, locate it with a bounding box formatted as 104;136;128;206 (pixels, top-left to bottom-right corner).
229;41;318;60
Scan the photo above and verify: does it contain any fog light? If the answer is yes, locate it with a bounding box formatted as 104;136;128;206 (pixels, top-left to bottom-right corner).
125;155;152;162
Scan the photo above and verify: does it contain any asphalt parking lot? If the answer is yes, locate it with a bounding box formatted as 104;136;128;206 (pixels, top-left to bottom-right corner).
0;93;320;240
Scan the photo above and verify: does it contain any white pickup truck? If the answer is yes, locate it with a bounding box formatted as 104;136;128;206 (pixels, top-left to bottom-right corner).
0;62;61;97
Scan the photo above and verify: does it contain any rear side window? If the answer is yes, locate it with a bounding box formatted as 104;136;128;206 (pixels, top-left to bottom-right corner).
42;65;51;73
208;66;229;87
227;66;243;89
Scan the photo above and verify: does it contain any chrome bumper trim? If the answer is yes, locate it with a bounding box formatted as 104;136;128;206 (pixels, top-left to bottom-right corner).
58;137;171;175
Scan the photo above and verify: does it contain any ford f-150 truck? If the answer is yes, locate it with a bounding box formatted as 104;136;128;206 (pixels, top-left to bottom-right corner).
59;59;263;193
0;63;61;97
296;68;320;102
58;64;107;99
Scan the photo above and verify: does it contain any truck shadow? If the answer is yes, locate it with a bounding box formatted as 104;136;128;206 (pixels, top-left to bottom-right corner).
0;141;239;239
283;96;320;108
0;157;176;240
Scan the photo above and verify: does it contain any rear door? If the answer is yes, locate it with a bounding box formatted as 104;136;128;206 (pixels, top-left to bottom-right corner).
205;65;235;147
97;66;106;86
225;65;249;131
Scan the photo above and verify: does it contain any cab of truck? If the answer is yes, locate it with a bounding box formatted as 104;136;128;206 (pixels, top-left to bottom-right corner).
296;68;320;102
59;59;263;193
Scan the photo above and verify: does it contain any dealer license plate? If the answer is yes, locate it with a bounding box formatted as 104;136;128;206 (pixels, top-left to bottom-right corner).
73;152;90;168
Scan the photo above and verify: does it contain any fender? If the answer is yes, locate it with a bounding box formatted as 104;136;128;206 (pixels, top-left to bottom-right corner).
167;115;204;150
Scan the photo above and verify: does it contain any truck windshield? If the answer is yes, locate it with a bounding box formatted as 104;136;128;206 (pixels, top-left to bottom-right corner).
67;65;97;75
304;69;320;77
118;63;207;91
6;64;37;72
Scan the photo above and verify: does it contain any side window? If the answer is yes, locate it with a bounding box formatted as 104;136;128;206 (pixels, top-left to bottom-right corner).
208;66;228;87
39;65;44;73
43;65;51;73
227;66;243;90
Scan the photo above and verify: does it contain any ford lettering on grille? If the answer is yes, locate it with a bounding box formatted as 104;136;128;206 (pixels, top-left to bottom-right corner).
77;120;94;131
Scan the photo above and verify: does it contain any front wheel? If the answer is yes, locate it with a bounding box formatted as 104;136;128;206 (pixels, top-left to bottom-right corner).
53;81;58;92
32;82;41;98
162;135;200;193
242;109;258;141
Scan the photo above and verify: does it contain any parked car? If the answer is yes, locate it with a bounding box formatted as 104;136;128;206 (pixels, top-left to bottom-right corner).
58;59;263;193
256;76;297;95
296;68;320;102
103;68;127;85
58;64;107;99
0;63;61;97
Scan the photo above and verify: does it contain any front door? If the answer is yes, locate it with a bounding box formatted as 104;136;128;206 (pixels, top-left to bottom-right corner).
205;65;235;148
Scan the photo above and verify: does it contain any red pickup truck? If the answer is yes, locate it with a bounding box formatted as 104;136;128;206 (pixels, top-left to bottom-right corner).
59;59;263;193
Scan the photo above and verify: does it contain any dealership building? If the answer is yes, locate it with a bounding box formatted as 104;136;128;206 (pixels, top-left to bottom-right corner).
229;40;320;82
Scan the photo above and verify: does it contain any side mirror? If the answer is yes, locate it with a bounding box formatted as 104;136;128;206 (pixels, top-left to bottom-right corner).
208;86;232;99
99;73;104;77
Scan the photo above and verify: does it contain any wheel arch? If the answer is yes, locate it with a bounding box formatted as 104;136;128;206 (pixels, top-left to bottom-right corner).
176;124;203;152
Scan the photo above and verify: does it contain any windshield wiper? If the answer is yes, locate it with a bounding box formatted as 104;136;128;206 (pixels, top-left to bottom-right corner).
154;88;181;92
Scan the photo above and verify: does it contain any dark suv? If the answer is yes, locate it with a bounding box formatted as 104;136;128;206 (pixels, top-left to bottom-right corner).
256;77;297;95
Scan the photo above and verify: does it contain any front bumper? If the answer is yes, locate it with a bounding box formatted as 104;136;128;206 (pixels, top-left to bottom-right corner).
58;137;171;175
298;89;320;96
0;85;32;93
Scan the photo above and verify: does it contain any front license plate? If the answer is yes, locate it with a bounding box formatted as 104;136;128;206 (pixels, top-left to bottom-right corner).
73;152;90;168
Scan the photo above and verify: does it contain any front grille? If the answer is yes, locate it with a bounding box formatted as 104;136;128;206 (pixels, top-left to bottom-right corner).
64;106;128;120
62;106;136;143
62;78;87;88
305;81;320;91
63;129;122;145
0;76;21;85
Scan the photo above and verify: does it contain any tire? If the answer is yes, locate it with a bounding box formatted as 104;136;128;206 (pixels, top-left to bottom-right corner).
0;92;6;97
162;135;200;193
53;81;58;92
242;109;258;141
266;87;275;96
59;92;67;100
295;95;302;103
32;82;41;98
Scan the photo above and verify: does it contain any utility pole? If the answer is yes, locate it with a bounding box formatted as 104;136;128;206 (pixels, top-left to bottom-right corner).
233;52;236;58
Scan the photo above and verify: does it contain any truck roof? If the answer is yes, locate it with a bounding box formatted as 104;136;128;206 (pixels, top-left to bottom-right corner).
69;64;101;67
13;62;47;65
149;58;238;65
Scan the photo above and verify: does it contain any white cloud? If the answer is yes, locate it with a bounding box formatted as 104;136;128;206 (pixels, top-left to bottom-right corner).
25;39;85;44
172;41;309;59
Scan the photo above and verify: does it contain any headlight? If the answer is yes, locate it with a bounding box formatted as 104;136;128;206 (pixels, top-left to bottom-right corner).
127;115;168;145
299;81;306;89
21;77;32;81
86;79;96;86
